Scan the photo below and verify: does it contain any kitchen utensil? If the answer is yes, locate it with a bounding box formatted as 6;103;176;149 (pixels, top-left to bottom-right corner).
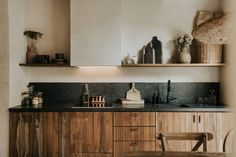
126;82;141;100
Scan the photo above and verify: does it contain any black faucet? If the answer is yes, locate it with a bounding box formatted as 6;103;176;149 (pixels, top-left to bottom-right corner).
166;80;176;103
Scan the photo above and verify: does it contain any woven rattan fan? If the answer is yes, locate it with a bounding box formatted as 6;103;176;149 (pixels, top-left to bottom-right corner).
192;14;231;44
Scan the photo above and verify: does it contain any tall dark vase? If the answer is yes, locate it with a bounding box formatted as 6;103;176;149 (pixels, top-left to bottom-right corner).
151;36;162;63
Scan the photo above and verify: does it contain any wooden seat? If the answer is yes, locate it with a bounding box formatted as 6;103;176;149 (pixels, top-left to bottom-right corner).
156;132;213;152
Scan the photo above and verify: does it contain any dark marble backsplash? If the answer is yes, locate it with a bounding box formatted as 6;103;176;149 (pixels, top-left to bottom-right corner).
29;82;220;106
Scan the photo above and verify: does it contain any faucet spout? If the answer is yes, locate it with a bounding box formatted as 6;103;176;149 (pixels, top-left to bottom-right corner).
166;80;177;103
167;80;171;103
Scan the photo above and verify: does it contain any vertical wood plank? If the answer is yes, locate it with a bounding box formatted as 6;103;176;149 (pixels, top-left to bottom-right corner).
216;113;223;152
166;112;174;150
93;112;100;152
179;112;186;152
58;112;63;157
156;112;167;151
204;112;217;152
100;112;113;153
70;112;78;155
61;112;71;157
155;112;161;151
9;112;20;157
186;112;197;151
173;112;180;151
197;112;204;151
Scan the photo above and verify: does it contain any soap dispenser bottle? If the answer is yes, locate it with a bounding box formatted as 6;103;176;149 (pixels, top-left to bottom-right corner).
83;84;89;107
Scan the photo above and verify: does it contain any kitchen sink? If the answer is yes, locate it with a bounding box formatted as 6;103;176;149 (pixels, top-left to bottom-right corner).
72;106;114;108
155;103;191;108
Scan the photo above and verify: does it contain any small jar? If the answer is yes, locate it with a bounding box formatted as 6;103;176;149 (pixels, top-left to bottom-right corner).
32;96;39;106
37;92;43;105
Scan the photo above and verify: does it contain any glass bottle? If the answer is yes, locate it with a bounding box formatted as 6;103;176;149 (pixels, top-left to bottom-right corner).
83;84;89;107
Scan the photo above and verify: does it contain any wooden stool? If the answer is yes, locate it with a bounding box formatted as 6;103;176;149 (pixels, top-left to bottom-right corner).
156;132;213;152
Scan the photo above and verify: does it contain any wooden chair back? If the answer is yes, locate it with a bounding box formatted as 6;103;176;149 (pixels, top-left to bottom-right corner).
223;129;235;152
156;132;213;152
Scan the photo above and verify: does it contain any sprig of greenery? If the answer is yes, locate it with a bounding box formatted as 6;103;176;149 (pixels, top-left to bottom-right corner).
23;31;43;40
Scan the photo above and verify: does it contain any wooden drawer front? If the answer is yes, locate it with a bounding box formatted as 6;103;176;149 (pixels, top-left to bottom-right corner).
114;112;155;126
114;127;156;141
114;142;156;157
70;153;112;157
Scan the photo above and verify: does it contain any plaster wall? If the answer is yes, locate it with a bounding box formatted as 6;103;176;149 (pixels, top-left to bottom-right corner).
8;0;222;107
0;0;9;156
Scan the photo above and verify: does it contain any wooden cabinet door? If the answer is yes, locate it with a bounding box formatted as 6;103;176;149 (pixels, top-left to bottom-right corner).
156;112;188;151
9;112;60;157
156;112;234;152
202;112;234;152
114;142;156;157
114;112;155;126
62;112;113;155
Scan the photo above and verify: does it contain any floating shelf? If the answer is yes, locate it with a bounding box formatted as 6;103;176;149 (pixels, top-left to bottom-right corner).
19;63;76;67
122;63;226;67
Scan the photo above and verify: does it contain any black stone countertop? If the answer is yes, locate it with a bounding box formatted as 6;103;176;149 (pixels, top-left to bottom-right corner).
9;103;233;112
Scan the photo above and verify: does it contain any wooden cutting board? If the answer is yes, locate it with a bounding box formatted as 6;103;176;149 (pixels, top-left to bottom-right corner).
126;82;141;100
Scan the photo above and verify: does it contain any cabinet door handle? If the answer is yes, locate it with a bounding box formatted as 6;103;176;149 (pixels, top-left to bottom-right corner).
193;115;196;123
199;115;201;123
130;128;138;132
130;113;138;117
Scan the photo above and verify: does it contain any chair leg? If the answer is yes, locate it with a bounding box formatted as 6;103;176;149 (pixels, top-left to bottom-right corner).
160;134;168;151
192;139;203;152
203;133;208;152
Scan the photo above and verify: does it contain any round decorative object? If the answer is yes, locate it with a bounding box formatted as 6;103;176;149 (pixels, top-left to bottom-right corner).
179;48;191;64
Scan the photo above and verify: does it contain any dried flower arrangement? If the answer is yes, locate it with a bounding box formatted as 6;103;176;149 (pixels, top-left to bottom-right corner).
24;31;43;40
176;34;193;52
23;30;43;64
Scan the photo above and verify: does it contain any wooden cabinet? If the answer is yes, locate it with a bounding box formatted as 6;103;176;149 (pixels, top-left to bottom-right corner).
9;111;233;157
156;112;234;152
114;112;156;157
9;112;60;157
62;112;113;155
9;112;113;157
70;0;121;66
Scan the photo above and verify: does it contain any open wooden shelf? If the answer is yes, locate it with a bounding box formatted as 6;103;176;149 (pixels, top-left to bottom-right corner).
19;63;77;67
122;63;226;67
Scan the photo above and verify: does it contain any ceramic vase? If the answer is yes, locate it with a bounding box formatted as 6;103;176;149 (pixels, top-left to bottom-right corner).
179;48;191;64
26;42;38;64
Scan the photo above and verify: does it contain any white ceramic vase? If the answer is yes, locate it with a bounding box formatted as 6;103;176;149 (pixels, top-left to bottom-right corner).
179;48;191;64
